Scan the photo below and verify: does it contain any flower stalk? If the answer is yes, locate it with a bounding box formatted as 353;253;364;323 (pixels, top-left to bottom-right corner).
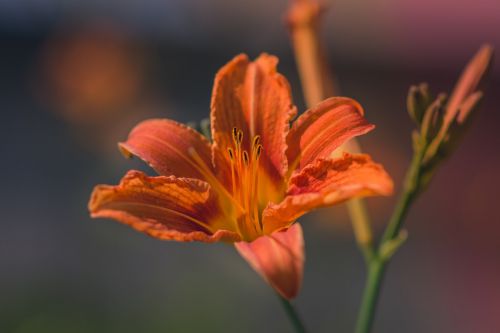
278;294;308;333
355;44;493;333
286;1;492;332
354;145;423;333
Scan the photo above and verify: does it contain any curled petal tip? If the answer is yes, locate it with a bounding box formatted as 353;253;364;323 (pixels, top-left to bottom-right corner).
287;97;372;172
235;224;304;299
118;142;133;159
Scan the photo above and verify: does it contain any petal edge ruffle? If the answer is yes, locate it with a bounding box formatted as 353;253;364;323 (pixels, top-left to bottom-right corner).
263;153;393;233
287;97;374;173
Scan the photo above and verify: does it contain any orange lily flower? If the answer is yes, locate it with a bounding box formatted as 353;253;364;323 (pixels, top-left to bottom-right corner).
89;54;393;299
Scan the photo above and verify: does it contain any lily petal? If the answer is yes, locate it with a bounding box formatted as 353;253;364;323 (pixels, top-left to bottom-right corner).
211;54;250;153
263;153;393;233
287;97;374;172
235;224;304;299
211;53;297;180
89;170;240;242
119;119;222;181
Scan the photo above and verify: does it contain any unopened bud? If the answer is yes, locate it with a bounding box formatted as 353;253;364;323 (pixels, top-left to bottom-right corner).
457;91;483;124
407;83;433;125
420;94;446;143
200;118;212;140
443;44;493;128
441;91;484;157
423;45;493;165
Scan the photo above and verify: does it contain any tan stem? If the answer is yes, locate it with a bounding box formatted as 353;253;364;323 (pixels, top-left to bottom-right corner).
286;0;373;251
287;0;336;105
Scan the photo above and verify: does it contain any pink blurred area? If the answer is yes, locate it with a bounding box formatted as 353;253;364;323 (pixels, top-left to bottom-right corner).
389;0;499;65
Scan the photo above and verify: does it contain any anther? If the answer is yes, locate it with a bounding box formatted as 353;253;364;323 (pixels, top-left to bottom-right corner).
243;151;249;166
232;128;240;146
237;130;243;144
255;145;263;159
252;135;261;148
228;148;234;160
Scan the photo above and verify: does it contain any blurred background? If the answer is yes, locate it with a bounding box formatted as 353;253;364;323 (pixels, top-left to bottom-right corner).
1;0;499;332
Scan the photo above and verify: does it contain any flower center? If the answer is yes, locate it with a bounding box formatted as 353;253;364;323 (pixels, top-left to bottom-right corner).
227;127;263;241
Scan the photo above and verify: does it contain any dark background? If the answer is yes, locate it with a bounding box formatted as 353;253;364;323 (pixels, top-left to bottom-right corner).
1;0;499;332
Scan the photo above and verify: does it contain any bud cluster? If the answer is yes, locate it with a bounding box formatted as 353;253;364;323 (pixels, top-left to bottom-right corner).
406;45;493;191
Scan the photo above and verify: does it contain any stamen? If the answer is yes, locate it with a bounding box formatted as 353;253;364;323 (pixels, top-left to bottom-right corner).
251;144;262;231
242;151;250;166
188;147;244;213
253;202;261;232
237;130;243;144
255;144;263;160
252;135;261;148
225;128;265;239
232;128;243;174
239;150;251;231
228;148;237;196
232;127;238;142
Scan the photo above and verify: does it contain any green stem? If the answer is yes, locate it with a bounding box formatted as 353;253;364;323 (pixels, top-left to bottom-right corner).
278;294;307;333
354;259;385;333
381;150;423;244
354;147;425;333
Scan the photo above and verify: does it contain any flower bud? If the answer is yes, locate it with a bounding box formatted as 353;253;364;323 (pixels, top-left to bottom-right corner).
424;45;493;164
444;44;493;128
420;93;446;143
440;91;483;158
407;83;433;125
